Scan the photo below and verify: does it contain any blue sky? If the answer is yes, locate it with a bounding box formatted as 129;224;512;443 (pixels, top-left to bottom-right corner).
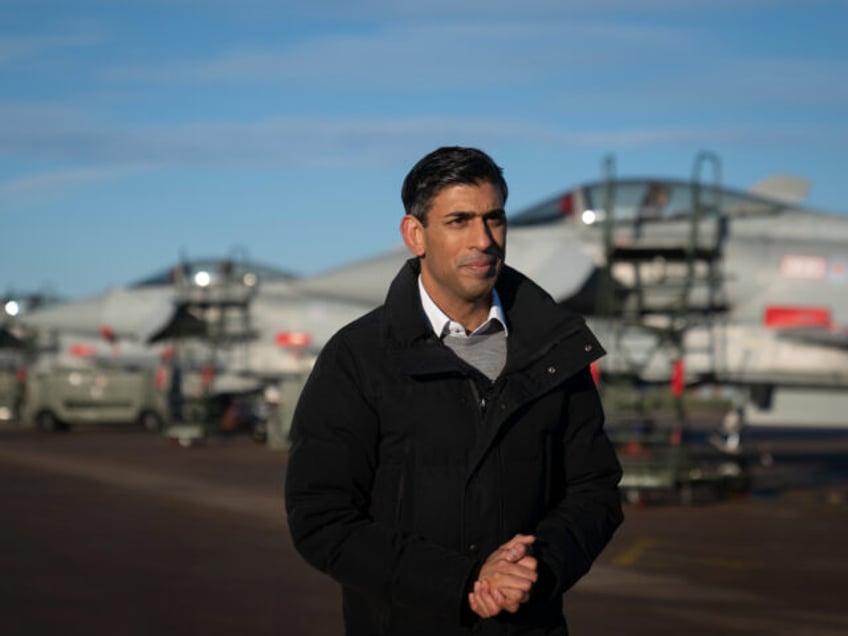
2;0;847;300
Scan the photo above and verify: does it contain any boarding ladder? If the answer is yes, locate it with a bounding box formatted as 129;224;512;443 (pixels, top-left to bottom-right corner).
598;152;729;404
171;253;258;374
600;153;740;502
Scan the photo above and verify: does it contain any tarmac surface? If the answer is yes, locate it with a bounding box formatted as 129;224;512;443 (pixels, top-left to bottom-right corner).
1;420;847;636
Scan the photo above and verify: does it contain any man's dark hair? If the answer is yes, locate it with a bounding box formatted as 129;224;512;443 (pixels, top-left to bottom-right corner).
401;146;508;225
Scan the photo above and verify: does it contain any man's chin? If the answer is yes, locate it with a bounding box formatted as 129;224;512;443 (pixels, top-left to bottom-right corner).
462;277;498;301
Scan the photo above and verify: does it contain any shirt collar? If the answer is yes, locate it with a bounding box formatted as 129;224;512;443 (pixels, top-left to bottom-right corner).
418;276;509;338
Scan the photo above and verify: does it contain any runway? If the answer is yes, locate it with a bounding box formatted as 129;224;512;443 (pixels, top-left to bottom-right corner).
1;423;846;635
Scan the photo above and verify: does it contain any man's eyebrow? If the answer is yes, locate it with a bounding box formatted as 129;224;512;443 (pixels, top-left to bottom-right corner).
444;208;506;219
444;211;474;219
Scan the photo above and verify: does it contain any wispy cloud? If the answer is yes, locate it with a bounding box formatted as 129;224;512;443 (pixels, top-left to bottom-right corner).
102;21;687;89
0;33;100;65
0;165;145;209
1;102;839;174
96;17;848;116
709;57;848;105
165;0;798;21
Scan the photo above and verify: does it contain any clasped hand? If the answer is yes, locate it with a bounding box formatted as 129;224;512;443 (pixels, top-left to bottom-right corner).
468;534;538;619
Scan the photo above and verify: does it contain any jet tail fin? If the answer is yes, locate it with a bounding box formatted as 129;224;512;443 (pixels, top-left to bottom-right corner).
748;175;810;205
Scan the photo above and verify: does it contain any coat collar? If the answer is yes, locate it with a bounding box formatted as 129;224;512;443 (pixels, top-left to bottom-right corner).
382;258;603;377
418;277;509;338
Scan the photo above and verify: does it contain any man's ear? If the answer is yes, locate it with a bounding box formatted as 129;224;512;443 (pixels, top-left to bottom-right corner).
400;215;426;256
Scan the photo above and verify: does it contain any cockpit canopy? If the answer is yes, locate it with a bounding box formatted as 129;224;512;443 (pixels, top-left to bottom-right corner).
130;259;297;290
508;178;799;228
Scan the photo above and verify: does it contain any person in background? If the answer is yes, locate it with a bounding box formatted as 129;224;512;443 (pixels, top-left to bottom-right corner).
635;181;670;238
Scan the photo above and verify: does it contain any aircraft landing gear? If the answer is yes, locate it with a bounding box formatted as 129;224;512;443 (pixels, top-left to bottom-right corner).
36;410;69;432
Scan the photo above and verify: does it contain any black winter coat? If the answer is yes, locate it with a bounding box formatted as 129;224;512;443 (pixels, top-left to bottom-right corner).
285;259;623;635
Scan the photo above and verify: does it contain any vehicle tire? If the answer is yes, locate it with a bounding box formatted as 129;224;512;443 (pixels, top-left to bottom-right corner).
251;421;267;444
138;411;163;432
36;410;68;432
624;489;643;505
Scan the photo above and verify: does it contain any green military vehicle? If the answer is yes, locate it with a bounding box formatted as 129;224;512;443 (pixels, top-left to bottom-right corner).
25;361;170;432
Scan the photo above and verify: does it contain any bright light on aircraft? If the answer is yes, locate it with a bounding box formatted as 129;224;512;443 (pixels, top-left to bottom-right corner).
243;273;258;287
4;300;20;316
194;271;211;287
582;210;597;225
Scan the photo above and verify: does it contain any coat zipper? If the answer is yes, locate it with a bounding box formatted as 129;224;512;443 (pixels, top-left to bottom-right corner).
394;467;406;526
467;379;486;414
461;378;487;555
394;441;410;526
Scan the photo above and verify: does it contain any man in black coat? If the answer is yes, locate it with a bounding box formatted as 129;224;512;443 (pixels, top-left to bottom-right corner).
285;146;623;635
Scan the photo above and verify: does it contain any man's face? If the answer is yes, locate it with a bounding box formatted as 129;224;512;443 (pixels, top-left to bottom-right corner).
402;181;506;319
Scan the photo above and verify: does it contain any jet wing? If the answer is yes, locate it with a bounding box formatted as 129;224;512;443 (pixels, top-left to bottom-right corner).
291;223;597;306
291;246;407;305
102;288;182;342
505;223;597;301
776;327;848;350
21;287;187;344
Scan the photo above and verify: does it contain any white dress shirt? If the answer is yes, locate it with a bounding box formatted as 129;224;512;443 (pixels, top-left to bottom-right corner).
417;276;509;338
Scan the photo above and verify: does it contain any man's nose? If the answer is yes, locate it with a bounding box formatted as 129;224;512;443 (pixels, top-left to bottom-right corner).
469;217;494;249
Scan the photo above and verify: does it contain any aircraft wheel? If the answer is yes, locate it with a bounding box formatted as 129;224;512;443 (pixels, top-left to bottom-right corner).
679;482;694;506
251;421;268;444
138;411;163;432
36;411;68;432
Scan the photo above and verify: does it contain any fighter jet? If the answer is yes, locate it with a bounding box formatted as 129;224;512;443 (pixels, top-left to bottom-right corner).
16;256;375;417
533;159;848;431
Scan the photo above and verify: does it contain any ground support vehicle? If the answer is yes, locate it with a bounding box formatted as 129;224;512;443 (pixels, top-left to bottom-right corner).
25;361;170;432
